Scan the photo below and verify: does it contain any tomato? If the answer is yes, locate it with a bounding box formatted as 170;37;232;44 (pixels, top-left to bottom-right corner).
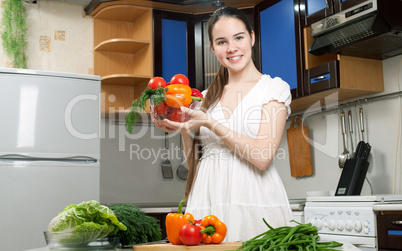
148;77;167;89
154;102;167;116
168;109;184;122
191;88;203;97
170;74;189;86
179;223;202;246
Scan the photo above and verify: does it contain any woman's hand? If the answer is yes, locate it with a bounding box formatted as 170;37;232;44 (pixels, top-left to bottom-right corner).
154;106;211;133
150;109;178;133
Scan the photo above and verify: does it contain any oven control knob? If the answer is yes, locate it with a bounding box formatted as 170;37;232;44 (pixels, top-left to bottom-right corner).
345;220;353;231
316;219;323;230
364;227;369;234
328;220;336;231
354;221;362;232
337;220;344;231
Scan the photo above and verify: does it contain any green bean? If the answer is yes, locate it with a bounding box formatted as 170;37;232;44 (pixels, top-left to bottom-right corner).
236;220;343;251
311;234;318;251
267;239;314;250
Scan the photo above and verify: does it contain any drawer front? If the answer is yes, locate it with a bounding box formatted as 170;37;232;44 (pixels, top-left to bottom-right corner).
377;214;402;250
303;60;339;96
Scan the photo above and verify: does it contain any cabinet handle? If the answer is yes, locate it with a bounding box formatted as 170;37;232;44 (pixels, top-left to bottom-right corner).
312;75;329;81
391;221;402;225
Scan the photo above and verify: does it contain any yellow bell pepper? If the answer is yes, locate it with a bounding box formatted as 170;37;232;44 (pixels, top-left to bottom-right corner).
165;84;192;108
165;200;194;245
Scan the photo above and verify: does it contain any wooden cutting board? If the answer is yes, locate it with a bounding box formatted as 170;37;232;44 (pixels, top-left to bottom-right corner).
133;241;242;250
287;118;313;177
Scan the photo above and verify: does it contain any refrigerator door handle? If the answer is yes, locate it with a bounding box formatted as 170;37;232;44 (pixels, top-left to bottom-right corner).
0;154;97;164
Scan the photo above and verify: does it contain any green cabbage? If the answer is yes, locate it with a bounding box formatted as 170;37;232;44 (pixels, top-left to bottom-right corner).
48;200;127;245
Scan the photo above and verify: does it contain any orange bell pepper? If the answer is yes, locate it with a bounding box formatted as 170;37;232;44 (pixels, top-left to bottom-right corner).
165;199;194;245
200;215;227;244
165;84;192;108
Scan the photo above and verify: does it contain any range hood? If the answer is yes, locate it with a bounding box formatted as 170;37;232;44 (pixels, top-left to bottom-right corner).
309;0;402;59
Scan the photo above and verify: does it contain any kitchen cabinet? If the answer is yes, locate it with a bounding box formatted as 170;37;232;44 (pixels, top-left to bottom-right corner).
290;0;384;113
256;0;301;98
374;204;402;250
153;10;196;87
91;5;153;115
377;213;402;250
87;0;384;115
300;0;369;26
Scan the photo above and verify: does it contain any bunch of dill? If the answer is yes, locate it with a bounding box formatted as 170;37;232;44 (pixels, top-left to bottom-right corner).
125;87;166;133
109;204;162;246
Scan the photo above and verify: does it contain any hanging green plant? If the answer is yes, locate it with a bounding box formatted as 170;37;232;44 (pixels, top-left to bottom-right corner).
1;0;28;69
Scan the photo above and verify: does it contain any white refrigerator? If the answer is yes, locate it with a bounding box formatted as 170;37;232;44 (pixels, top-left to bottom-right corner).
0;68;101;251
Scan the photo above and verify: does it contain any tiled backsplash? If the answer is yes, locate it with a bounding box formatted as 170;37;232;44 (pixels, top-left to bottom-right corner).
0;0;93;74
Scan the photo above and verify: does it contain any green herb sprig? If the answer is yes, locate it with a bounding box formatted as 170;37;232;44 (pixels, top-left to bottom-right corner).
1;0;28;68
236;219;343;251
125;86;166;133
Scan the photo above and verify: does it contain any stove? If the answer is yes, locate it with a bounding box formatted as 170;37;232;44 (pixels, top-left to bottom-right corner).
289;199;306;224
304;194;402;249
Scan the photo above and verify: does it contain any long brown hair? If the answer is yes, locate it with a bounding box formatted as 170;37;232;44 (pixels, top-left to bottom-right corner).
184;7;254;198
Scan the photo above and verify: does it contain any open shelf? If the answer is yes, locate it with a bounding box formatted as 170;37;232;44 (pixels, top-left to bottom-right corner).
94;5;150;22
92;4;153;115
101;74;150;86
94;39;150;54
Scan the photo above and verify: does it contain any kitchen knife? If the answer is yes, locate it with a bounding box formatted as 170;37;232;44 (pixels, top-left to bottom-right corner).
348;110;354;157
354;141;364;159
359;107;365;142
361;143;371;160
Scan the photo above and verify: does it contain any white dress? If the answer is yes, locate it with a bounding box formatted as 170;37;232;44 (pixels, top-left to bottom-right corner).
185;75;294;242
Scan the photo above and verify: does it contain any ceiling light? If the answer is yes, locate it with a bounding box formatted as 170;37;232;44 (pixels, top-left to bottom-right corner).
212;0;224;7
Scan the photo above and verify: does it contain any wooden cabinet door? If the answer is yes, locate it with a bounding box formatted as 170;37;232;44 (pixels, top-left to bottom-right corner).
303;60;339;95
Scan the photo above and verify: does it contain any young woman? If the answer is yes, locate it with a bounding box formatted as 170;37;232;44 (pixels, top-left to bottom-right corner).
153;6;293;241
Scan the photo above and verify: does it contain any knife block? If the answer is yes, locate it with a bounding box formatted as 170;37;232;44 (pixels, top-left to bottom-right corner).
335;158;370;196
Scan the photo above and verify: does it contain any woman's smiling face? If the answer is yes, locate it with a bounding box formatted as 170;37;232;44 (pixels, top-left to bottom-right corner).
211;16;255;74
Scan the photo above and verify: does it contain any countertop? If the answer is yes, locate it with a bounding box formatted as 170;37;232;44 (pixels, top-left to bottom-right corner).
133;242;242;250
25;248;122;251
139;200;306;214
26;241;362;251
131;242;362;250
140;207;180;214
373;202;402;211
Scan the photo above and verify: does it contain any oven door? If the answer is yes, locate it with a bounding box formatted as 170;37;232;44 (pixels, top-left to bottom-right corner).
317;233;376;250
